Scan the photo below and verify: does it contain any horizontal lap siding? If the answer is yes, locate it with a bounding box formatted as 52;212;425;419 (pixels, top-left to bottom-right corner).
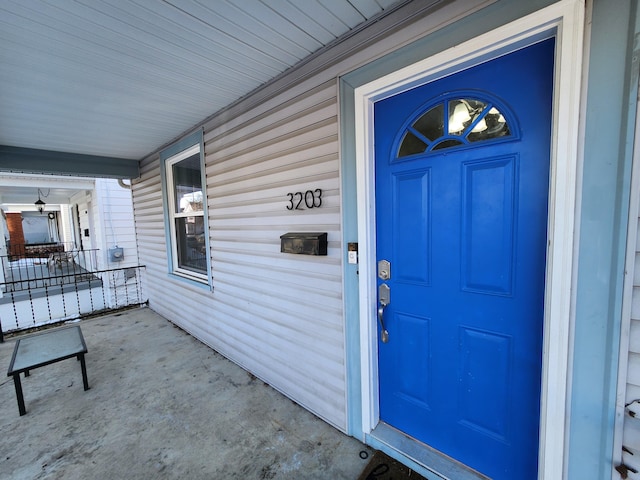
623;216;640;476
95;179;138;268
132;158;170;307
133;80;346;429
207;78;344;427
130;0;486;434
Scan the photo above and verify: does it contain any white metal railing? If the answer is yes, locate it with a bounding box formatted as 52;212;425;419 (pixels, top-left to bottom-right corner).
0;265;147;341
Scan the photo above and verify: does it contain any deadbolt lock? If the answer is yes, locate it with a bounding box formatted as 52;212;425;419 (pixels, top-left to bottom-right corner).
378;259;391;280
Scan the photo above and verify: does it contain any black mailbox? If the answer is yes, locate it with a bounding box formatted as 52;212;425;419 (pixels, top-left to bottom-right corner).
280;232;328;256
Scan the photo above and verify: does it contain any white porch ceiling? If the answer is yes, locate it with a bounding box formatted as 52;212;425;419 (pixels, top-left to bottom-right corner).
0;0;404;171
0;173;94;206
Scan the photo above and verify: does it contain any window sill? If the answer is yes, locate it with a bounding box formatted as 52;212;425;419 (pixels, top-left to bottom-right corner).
167;271;212;291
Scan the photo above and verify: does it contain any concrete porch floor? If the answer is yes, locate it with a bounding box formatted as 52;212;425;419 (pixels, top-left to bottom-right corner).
0;307;372;479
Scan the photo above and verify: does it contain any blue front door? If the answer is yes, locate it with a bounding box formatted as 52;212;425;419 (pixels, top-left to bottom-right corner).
374;39;554;479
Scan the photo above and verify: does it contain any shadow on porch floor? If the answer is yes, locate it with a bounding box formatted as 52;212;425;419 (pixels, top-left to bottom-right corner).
0;307;371;479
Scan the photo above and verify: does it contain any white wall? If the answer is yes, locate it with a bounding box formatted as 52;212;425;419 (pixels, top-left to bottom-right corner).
0;286;107;331
94;179;138;269
71;191;93;254
59;205;75;247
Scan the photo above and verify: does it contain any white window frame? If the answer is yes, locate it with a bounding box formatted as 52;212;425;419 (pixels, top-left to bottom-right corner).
164;143;209;283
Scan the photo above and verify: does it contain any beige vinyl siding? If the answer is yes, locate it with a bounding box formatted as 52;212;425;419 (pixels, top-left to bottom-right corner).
134;78;345;429
132;0;494;431
207;78;344;427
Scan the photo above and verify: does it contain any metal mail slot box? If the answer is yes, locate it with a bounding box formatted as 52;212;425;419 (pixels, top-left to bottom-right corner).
280;232;328;256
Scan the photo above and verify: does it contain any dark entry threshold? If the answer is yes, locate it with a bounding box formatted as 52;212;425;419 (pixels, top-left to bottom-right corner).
358;449;428;480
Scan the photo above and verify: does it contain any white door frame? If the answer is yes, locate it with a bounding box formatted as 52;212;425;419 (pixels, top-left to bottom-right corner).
353;1;585;478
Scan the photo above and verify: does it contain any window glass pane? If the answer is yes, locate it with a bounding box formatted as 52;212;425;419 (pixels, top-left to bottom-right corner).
398;131;428;157
413;103;444;141
174;216;207;274
398;104;443;157
432;139;464;150
448;99;488;136
172;153;203;213
467;106;510;142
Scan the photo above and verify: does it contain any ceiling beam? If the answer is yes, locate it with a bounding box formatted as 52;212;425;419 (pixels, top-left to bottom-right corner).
0;146;139;179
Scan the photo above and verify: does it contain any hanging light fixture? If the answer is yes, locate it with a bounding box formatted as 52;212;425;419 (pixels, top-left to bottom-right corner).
448;101;472;134
471;117;488;133
34;188;46;214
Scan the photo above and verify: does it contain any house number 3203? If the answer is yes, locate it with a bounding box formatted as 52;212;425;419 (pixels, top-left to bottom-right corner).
286;189;322;210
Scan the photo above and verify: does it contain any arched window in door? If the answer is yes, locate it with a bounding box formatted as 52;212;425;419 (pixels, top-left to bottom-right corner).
396;93;517;158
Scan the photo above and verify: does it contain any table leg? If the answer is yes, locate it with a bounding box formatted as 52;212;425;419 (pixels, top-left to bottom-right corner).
12;374;26;416
79;354;89;391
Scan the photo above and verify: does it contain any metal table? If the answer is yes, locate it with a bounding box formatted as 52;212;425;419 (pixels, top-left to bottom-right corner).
7;325;89;415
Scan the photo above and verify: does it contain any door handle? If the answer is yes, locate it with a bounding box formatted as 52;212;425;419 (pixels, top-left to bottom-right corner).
378;283;390;343
378;302;389;343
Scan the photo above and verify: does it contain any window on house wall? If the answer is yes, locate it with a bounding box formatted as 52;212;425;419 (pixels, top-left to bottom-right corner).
22;211;60;244
161;131;209;283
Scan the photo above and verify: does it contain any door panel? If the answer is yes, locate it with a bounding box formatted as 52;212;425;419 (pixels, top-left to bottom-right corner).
459;326;511;440
393;171;431;284
462;156;516;294
374;39;554;479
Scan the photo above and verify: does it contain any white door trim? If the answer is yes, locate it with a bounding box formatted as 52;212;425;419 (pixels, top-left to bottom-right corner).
354;1;585;478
